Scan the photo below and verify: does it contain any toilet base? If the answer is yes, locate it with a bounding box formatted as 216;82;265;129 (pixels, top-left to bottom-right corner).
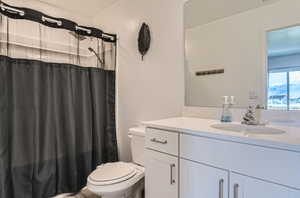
52;187;100;198
53;180;144;198
99;178;144;198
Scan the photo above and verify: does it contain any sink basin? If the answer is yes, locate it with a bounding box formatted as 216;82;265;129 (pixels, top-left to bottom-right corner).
211;123;285;135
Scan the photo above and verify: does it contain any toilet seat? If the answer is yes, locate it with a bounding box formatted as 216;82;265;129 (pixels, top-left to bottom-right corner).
87;162;145;197
89;162;137;185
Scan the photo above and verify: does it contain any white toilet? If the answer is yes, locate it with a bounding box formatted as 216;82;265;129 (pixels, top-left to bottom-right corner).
87;127;146;198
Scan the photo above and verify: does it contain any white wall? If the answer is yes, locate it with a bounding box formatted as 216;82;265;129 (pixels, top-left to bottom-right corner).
93;0;185;161
185;0;300;108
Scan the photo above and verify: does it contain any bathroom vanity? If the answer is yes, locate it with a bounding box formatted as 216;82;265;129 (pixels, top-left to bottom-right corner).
143;117;300;198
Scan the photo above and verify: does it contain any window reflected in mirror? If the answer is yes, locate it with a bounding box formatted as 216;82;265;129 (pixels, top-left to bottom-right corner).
267;26;300;110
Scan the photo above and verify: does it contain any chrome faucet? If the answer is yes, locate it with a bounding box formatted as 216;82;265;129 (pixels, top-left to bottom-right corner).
241;106;259;125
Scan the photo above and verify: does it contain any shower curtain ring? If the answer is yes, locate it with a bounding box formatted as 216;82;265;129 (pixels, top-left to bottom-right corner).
0;3;25;16
42;16;62;26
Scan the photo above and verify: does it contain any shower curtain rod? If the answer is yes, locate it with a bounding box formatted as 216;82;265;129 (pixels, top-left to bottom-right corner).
0;2;117;43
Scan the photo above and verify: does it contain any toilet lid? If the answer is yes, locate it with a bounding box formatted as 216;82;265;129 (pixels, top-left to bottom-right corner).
89;162;137;185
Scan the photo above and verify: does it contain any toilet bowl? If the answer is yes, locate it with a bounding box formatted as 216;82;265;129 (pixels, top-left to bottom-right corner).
86;126;146;198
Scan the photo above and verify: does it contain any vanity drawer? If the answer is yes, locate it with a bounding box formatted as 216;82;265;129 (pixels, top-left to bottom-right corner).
146;128;179;156
180;134;300;189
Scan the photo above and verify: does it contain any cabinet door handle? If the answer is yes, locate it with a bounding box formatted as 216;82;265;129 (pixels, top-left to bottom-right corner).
234;184;239;198
219;179;224;198
170;164;176;185
150;138;168;145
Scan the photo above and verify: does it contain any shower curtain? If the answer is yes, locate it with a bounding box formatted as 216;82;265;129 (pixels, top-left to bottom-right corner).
0;3;118;198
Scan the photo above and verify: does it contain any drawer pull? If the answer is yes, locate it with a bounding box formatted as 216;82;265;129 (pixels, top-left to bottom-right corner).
150;138;168;145
170;164;176;185
234;184;239;198
219;179;224;198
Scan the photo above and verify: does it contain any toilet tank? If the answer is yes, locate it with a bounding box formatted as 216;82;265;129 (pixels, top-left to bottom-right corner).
128;126;145;166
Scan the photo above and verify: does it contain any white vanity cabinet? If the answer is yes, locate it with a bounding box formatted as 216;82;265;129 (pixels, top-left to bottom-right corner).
230;173;300;198
145;128;179;198
180;159;229;198
179;133;300;198
145;150;178;198
180;158;300;198
144;118;300;198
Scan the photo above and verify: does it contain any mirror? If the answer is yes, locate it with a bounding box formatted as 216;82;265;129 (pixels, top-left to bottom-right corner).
184;0;300;109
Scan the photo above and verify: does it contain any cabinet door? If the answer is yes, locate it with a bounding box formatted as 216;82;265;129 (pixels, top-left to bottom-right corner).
230;173;300;198
145;149;178;198
180;159;229;198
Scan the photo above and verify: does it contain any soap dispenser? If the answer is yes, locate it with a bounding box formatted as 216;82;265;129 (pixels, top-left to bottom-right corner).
221;96;233;122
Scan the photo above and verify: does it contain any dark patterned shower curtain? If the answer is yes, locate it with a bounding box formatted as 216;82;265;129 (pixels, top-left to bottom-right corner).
0;2;118;198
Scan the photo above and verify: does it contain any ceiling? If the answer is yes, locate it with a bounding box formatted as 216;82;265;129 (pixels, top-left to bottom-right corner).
35;0;119;18
185;0;280;29
268;25;300;57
